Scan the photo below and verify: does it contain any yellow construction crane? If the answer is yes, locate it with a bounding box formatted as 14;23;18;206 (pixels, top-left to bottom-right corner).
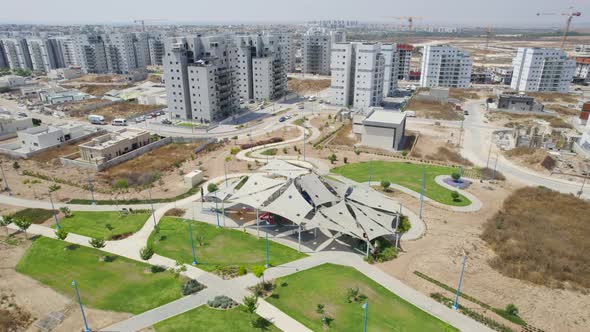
133;19;166;32
383;16;424;43
536;7;582;49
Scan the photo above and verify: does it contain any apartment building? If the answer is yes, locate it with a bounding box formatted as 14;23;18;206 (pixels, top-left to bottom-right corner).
147;32;167;66
301;29;346;76
573;45;590;54
103;33;139;75
73;34;108;74
26;38;58;73
420;45;472;88
0;43;7;69
51;36;78;68
78;128;150;164
0;38;32;70
381;44;399;97
397;44;413;80
277;33;296;73
163;34;289;122
330;42;387;108
510;48;575;93
575;57;590;83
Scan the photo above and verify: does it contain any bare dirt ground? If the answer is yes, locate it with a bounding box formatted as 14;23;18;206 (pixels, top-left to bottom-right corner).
68;74;126;84
288;78;331;95
407;122;473;166
406;99;464;121
485;111;572;129
67;102;163;122
76;84;131;96
0;233;129;332
376;180;590;332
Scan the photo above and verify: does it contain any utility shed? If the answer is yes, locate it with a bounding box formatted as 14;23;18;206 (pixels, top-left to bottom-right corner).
353;109;406;151
184;170;204;188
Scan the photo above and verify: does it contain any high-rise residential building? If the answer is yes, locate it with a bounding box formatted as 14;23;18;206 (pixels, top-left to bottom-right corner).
0;38;32;70
133;32;151;68
510;48;575;93
0;42;8;69
26;38;58;73
147;32;167;66
103;33;139;75
330;42;390;108
163;33;289;123
420;45;472;88
73;34;108;74
397;44;413;80
301;28;346;76
51;36;78;68
381;44;399;97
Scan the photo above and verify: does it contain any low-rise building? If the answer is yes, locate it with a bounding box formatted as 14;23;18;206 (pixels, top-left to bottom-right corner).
17;123;87;152
352;108;406;151
47;68;83;80
39;90;91;105
491;67;513;85
78;128;150;164
0;114;34;139
0;75;26;89
497;94;544;112
574;57;590;83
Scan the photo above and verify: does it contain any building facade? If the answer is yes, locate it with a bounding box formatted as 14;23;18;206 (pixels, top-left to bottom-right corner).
575;57;590;83
420;45;472;88
26;38;58;74
78;128;150;164
0;38;32;70
397;44;413;80
510;48;575;93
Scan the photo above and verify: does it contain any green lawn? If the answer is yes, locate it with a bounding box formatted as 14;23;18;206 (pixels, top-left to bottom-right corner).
267;264;458;332
154;305;280;332
53;211;150;239
260;148;278;156
11;208;55;224
148;217;306;272
16;237;185;314
332;161;471;206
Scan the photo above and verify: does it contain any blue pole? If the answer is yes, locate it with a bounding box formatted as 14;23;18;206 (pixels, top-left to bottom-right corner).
188;222;198;265
71;280;91;332
214;191;220;228
362;301;368;332
49;191;60;230
419;166;425;219
368;159;373;183
452;254;467;310
265;220;270;268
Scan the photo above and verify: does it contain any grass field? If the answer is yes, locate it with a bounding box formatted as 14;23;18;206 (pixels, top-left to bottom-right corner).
148;217;306;272
53;211;150;239
332;161;471;206
16;237;185;314
154;305;280;332
260;148;278;156
267;264;458;332
11;208;55;224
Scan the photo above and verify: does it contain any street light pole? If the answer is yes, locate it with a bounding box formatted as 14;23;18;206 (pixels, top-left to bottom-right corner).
368;159;373;183
188;221;198;265
265;220;270;268
256;207;260;238
419;166;425;219
0;162;10;195
214;191;220;228
362;301;368;332
48;190;60;230
492;153;499;180
452;254;467;310
71;280;91;332
86;173;95;205
148;187;157;227
578;176;587;198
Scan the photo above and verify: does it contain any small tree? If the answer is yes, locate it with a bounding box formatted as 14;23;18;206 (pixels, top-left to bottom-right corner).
105;223;114;232
59;206;72;217
316;304;328;327
140;245;154;261
89;237;106;249
451;191;460;202
354;149;361;156
48;184;61;192
0;215;13;235
243;295;258;315
328;153;337;164
343;156;348;164
381;180;391;192
505;303;519;317
451;172;461;183
13;218;31;239
55;228;69;241
252;265;266;282
12;161;20;172
207;182;218;193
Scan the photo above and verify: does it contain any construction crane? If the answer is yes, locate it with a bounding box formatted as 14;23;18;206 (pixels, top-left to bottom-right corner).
383;16;424;43
536;7;582;49
482;26;493;69
133;19;166;32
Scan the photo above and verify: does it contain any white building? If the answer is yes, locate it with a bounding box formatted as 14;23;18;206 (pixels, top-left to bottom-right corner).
510;48;575;93
26;38;58;74
397;44;413;80
573;45;590;54
330;42;394;108
73;34;108;74
16;124;87;152
103;33;140;75
51;36;78;68
352;108;406;151
575;57;590;83
420;45;472;88
0;75;26;89
381;44;399;97
0;114;34;140
0;38;32;70
164;34;289;122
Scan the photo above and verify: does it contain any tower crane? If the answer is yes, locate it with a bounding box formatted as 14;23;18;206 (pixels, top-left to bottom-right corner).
383;16;424;43
536;7;581;49
133;19;167;32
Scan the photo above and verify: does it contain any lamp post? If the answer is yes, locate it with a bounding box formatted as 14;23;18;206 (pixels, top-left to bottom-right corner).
419;166;425;219
578;175;587;198
492;153;499;180
368;159;373;183
86;173;96;205
188;221;198;265
452;254;467;310
148;187;157;227
265;220;270;268
71;280;91;332
256;207;260;238
48;190;60;230
362;301;368;332
0;162;11;195
214;191;220;228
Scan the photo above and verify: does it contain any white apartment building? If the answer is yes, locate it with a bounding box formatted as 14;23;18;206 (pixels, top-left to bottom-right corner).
147;32;167;66
26;38;58;74
330;42;388;108
510;48;575;93
573;45;590;54
164;34;289;122
103;33;139;75
51;36;78;68
381;44;399;97
301;29;346;76
0;38;32;70
420;45;472;88
73;34;108;74
397;44;413;80
575;57;590;83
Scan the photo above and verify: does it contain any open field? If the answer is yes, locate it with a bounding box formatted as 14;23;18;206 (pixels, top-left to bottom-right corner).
76;84;131;96
148;217;307;273
406;99;464;120
332;161;471;206
16;237;185;314
448;88;480;101
482;187;590;290
68;74;124;83
67;101;162;121
288;78;331;95
53;211;150;239
267;264;458;332
486;111;572;129
528;92;579;104
153;305;280;332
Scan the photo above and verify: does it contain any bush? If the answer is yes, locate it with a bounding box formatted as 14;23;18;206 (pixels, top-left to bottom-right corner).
379;246;397;261
207;182;218;193
237;265;247;276
113;179;129;190
164;208;185;217
328;153;337;164
451;172;461;182
150;265;166;273
89;237;105;249
451;191;460;202
230;146;241;155
380;180;391;191
140;246;154;261
505;303;519;317
55;228;69;241
181;279;206;295
207;295;237;309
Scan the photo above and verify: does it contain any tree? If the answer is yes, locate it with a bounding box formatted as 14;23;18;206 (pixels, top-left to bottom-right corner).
55;228;69;241
381;180;391;192
105;223;114;232
505;303;519;317
252;265;266;282
59;206;72;218
451;191;460;202
328;153;337;164
13;218;31;239
451;172;461;183
140;246;154;261
343;156;348;164
207;182;218;193
0;215;13;235
89;237;106;249
243;295;258;315
48;184;61;192
316;304;328;327
12;161;20;172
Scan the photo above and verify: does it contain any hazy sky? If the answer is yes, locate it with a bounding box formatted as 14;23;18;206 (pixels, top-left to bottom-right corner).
2;0;589;27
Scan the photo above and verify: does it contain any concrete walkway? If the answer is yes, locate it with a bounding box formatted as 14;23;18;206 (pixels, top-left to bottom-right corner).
0;194;162;211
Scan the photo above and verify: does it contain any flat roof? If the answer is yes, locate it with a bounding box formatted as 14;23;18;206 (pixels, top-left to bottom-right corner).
363;110;406;127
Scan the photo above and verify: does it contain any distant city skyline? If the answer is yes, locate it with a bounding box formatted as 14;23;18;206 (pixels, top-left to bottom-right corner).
1;0;589;28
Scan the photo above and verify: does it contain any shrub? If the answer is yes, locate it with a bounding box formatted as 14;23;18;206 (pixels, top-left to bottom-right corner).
113;179;129;190
164;208;185;217
181;279;206;295
150;265;166;273
59;207;72;217
207;182;218;193
89;237;105;249
48;184;61;192
230;146;241;155
505;303;519;317
207;295;237;309
380;180;391;191
243;295;258;314
55;228;68;241
328;153;337;164
379;246;397;261
451;172;461;182
140;246;154;261
451;191;460;202
237;265;247;276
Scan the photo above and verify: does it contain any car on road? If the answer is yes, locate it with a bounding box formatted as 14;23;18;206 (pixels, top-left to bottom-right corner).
463;110;469;115
112;118;128;126
285;115;292;120
16;112;27;117
297;103;304;109
161;119;172;125
135;116;145;123
279;116;286;122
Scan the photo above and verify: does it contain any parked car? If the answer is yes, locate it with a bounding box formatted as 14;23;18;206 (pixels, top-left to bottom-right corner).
161;119;172;125
17;112;27;117
279;116;286;122
111;118;128;126
135;116;145;123
297;104;304;109
88;114;106;125
463;110;469;115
